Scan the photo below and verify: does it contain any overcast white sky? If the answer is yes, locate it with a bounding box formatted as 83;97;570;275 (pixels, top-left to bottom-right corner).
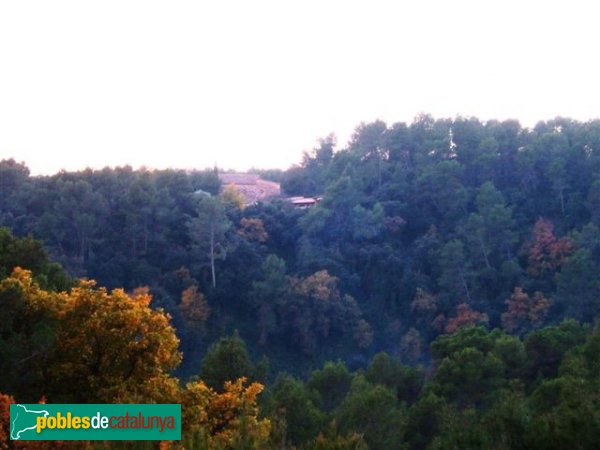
1;1;599;175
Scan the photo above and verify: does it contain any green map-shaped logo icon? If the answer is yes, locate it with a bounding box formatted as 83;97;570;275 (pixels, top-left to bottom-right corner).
10;404;49;440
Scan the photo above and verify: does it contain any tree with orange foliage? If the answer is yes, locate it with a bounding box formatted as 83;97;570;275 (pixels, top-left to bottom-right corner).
526;218;574;277
1;268;272;449
47;280;181;403
284;271;372;353
444;303;489;334
0;391;73;450
181;377;270;449
179;284;210;328
238;218;268;243
501;287;551;335
0;392;14;449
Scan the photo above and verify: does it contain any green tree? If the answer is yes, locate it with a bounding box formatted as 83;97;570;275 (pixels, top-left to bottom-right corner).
281;271;372;354
251;255;287;346
348;120;388;191
336;375;407;450
0;268;62;402
462;182;517;270
406;391;449;450
555;248;600;321
312;421;369;450
524;319;588;381
430;327;524;407
365;352;423;404
479;392;531;450
0;159;31;228
199;332;255;391
528;375;599;449
270;374;325;447
307;360;352;413
586;179;600;225
0;228;71;291
415;160;468;228
188;194;232;289
437;239;472;303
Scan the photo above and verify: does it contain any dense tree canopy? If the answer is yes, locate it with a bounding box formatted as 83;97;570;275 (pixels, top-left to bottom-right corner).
1;115;600;448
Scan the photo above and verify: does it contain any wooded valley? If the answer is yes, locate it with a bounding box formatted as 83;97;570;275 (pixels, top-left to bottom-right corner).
1;115;599;449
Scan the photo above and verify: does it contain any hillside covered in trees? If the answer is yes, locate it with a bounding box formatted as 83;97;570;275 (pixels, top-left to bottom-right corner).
1;115;600;448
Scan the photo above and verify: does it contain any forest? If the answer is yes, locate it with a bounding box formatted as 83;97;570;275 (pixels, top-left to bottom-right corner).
0;115;599;449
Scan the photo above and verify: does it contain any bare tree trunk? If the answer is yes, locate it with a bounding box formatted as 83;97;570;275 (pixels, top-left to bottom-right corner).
460;273;472;303
559;189;565;216
210;221;216;289
143;215;149;254
479;236;491;269
377;149;382;190
258;321;268;346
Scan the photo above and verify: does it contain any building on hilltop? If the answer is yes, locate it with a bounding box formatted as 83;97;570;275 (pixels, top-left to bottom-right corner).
218;173;281;205
286;196;322;208
219;173;260;185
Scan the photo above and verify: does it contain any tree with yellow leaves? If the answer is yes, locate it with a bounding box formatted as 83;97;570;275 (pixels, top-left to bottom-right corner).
180;377;270;450
179;284;210;329
1;268;272;448
238;218;268;243
221;184;246;209
47;282;181;403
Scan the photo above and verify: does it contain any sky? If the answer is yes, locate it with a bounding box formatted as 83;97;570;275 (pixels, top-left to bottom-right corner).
1;0;600;175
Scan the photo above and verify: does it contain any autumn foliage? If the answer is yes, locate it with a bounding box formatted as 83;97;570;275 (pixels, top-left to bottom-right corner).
0;392;14;449
285;270;373;353
444;303;489;334
501;287;551;335
181;377;270;449
238;218;268;243
179;284;210;328
0;269;270;448
526;219;575;277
